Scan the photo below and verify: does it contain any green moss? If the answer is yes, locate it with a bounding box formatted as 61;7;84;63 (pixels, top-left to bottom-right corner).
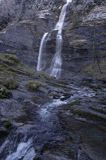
3;78;18;90
0;85;12;98
0;53;36;77
26;80;42;92
0;70;17;89
14;63;36;77
0;53;20;65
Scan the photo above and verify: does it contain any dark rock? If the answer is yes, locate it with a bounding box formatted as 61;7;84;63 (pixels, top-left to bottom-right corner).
0;127;9;138
58;96;106;160
0;85;12;99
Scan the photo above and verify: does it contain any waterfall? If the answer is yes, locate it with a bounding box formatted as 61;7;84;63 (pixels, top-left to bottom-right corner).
37;0;72;78
49;34;62;79
50;0;72;78
55;1;72;34
37;32;48;71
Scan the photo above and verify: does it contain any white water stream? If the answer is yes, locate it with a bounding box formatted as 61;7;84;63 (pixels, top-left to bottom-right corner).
5;139;36;160
50;0;72;78
37;0;72;78
0;85;95;160
37;32;48;71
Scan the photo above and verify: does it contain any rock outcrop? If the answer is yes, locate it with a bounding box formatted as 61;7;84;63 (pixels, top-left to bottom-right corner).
61;0;106;82
0;0;105;81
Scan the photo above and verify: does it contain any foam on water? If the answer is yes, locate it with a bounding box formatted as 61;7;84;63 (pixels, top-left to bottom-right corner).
6;139;36;160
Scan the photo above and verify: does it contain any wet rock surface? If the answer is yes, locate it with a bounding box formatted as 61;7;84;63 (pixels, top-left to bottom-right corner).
58;95;106;160
0;54;105;159
0;56;105;160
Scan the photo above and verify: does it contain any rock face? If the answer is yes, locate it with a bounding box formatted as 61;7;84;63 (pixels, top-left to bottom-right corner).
61;0;106;82
0;0;105;80
58;93;106;160
0;0;58;65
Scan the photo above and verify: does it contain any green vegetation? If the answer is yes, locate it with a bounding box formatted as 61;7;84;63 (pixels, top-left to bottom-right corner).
3;78;18;90
0;53;36;77
0;53;38;98
0;53;20;65
26;80;42;92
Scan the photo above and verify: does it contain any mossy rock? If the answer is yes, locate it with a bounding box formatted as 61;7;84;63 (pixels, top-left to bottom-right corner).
26;80;42;92
0;53;36;77
0;85;12;98
4;78;18;90
0;53;20;65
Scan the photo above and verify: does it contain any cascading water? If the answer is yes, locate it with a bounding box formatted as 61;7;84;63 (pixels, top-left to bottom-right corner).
5;139;36;160
49;34;63;79
37;0;72;78
37;32;48;71
50;0;72;78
